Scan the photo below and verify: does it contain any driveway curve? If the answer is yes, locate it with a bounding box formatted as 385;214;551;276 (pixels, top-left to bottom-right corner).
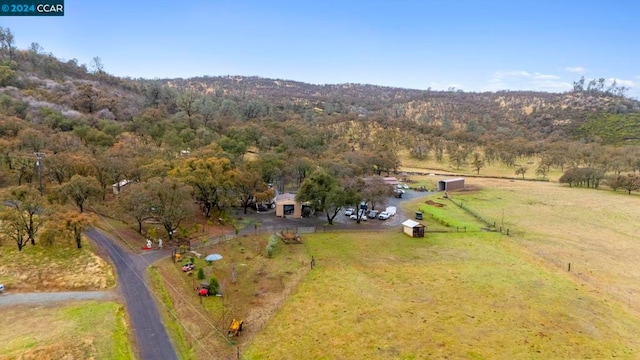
86;228;178;360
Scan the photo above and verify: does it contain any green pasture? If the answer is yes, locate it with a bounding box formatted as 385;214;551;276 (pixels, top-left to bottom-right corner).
0;301;134;360
451;177;640;314
400;193;488;232
244;230;640;359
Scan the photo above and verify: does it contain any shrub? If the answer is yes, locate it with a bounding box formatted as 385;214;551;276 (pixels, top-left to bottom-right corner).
208;277;219;295
266;235;279;258
197;268;205;280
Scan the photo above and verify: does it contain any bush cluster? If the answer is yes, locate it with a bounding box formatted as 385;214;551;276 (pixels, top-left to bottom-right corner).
266;235;279;258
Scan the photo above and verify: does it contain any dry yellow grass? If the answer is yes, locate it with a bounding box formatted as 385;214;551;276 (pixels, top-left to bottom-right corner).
0;240;115;292
453;177;640;314
398;149;565;181
244;231;640;359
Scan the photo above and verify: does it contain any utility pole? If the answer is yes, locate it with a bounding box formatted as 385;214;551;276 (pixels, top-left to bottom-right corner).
34;152;45;195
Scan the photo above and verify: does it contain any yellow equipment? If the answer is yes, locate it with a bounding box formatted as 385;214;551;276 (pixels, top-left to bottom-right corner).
228;319;244;337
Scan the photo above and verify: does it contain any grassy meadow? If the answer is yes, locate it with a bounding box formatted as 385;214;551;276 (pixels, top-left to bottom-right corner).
0;301;134;360
242;174;640;359
0;240;115;292
450;177;640;314
244;231;640;359
398;149;565;182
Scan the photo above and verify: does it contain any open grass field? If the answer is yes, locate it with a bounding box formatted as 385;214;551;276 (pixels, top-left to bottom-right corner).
398;149;565;182
244;231;640;359
0;240;115;292
450;177;640;315
148;176;640;359
0;301;134;360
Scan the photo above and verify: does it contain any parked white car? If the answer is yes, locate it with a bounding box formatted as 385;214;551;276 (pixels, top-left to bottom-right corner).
350;209;367;220
378;211;390;220
350;210;367;220
344;208;355;216
385;206;397;216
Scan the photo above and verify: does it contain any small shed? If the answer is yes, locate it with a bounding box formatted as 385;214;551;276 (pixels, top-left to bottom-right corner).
402;219;426;238
437;178;465;192
275;193;302;218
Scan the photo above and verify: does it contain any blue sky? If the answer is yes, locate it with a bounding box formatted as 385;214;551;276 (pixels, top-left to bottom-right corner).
2;0;639;97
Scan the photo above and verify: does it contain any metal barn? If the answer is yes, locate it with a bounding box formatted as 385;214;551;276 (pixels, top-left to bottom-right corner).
437;178;465;192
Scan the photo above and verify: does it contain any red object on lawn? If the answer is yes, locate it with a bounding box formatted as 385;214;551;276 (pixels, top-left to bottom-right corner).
199;288;209;296
141;246;152;250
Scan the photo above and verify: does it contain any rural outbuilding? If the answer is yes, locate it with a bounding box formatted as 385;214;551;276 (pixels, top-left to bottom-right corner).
401;219;426;238
437;177;465;192
275;193;302;218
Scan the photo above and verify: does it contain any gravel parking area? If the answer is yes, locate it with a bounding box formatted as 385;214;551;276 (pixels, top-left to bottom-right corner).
236;190;434;231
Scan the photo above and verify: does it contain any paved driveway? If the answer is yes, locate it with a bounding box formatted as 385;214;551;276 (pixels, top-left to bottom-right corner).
86;228;178;360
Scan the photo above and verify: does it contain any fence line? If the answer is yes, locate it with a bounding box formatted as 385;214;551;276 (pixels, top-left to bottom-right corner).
184;223;497;253
445;197;513;236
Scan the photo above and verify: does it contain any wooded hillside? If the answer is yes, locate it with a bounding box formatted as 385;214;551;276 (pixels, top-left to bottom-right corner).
1;26;640;249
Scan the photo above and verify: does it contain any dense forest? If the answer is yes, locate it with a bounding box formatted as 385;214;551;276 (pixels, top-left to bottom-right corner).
1;26;640;249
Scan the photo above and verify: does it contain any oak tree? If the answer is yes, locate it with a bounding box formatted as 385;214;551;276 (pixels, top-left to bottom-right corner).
59;175;102;212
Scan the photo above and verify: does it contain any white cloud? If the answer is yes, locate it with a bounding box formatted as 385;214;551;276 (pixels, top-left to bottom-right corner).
492;70;531;80
533;72;560;80
532;80;573;92
565;66;587;74
484;69;568;93
609;78;636;88
491;70;559;81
